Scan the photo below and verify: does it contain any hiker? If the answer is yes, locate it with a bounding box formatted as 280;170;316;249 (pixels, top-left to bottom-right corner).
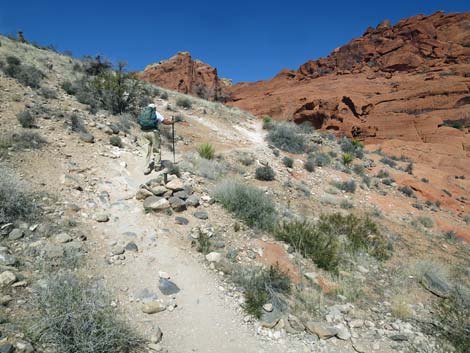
138;103;174;175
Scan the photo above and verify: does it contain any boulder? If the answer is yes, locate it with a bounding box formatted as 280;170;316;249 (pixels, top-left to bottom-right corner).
165;178;184;191
305;321;338;339
136;188;153;200
205;252;222;263
143;196;170;212
186;194;200;207
0;271;17;287
193;211;208;220
158;278;180;295
168;197;187;212
142;301;166;314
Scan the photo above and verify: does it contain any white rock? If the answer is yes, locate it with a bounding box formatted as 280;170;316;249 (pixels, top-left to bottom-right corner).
0;271;17;287
205;252;222;263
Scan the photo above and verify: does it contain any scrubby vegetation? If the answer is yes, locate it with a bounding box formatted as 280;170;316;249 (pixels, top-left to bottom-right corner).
214;180;277;231
262;115;274;130
110;135;123;148
1;55;44;88
29;271;143;353
197;143;215;160
282;156;294;168
275;214;389;272
17;110;35;128
340;137;364;159
255;165;275;181
267;122;305;153
332;179;357;193
176;96;192;109
304;159;315;172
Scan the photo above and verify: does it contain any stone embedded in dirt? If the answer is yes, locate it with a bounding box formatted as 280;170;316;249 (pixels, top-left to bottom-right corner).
150;325;163;343
15;341;34;353
287;315;305;332
169;197;187;212
8;229;24;240
125;242;138;252
95;213;110;222
193;211;208;220
263;303;273;312
55;232;72;243
142;301;166;314
173;190;189;200
143;196;171;212
260;307;282;328
0;344;14;353
175;217;189;225
0;253;16;266
348;319;364;329
335;324;351;340
305;321;338;339
79;131;95;143
421;271;452;298
389;334;408;341
148;343;163;352
0;271;17;287
146;176;164;188
158;278;180;295
136;188;153;200
151;186;168;196
186;194;200;207
165;178;184;191
111;245;125;256
61;174;83;191
205;252;222;263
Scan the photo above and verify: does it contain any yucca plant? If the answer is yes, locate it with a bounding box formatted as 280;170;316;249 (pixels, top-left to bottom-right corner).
342;153;354;166
197;143;215;160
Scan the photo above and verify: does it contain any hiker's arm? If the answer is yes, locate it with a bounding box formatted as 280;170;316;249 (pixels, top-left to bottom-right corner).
162;117;175;125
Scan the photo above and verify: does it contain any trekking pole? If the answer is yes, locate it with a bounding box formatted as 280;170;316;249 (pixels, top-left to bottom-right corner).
172;116;176;164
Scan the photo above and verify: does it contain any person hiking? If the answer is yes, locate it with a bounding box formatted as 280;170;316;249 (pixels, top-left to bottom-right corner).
138;103;174;175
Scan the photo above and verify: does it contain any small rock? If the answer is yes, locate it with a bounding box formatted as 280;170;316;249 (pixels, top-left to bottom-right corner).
95;213;110;222
125;242;138;252
263;303;273;312
173;190;189;200
79;132;95;143
389;334;408;341
111;246;125;256
61;174;82;191
8;229;24;240
205;252;222;263
143;196;170;212
142;301;166;314
349;319;364;328
0;344;14;353
175;217;189;225
55;232;72;243
158;278;180;295
335;324;351;340
305;321;338;339
150;325;163;343
15;341;34;353
287;315;305;332
169;197;187;212
151;186;168;196
165;178;184;191
421;271;452;298
158;271;170;279
0;253;16;266
193;211;208;220
148;343;163;352
186;194;200;207
136;188;153;200
0;271;17;287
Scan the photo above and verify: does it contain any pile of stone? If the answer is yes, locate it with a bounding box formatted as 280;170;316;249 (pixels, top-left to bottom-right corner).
136;173;200;213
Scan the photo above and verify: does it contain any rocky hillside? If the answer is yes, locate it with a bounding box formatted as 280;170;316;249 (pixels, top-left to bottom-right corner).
137;52;231;102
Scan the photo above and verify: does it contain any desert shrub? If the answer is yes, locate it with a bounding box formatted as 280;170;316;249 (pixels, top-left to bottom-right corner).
304;159;315;172
328;150;338;158
2;55;44;88
313;152;331;167
10;131;47;150
340;137;363;158
382;178;393;186
70;114;87;133
342;153;354;166
17;110;35;128
61;80;76;95
351;139;364;149
262;115;274;130
282;156;294;168
196;158;226;180
255;165;275;181
275;214;388;272
176;96;192;109
418;216;433;228
39;86;57;99
333;180;357;193
214;180;277;231
196;231;212;254
361;174;371;187
267;122;305;153
443;189;452;197
160;91;169;100
352;164;365;176
29;271;143;353
381;156;397;168
376;169;389;178
110;135;122;148
405;162;413;175
398;185;415;197
82;55;112;76
238;153;254;166
340;200;354;209
0;165;40;224
272;149;280;157
299;121;314;133
421;177;429;183
232;265;291;318
197;143;215;160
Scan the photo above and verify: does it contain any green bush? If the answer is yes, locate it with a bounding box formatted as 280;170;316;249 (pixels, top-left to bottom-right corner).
110;135;122;148
304;159;315;172
255;165;275;181
340;137;364;159
232;265;291;318
275;214;388;272
313;152;331;167
262;115;274;130
160;91;169;100
197;143;215;160
352;164;365;176
29;271;143;353
214;180;277;231
381;156;397;168
39;86;57;99
2;55;44;88
0;165;41;224
61;80;77;95
398;185;415;197
238;153;254;166
376;169;389;178
176;96;192;109
333;180;357;193
196;230;212;254
267;122;305;153
418;216;433;228
342;153;354;166
17;110;35;128
340;200;354;209
10;131;47;150
282;156;294;168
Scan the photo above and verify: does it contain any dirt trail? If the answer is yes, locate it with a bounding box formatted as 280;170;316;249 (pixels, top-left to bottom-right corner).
88;117;304;353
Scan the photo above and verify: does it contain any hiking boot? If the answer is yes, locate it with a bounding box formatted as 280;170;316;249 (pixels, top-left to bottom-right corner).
144;160;155;175
154;163;163;172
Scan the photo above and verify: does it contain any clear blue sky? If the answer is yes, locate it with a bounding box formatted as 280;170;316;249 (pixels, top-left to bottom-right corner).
1;1;468;82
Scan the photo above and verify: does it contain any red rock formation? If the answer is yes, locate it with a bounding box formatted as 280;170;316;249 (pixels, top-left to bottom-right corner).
137;52;230;102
